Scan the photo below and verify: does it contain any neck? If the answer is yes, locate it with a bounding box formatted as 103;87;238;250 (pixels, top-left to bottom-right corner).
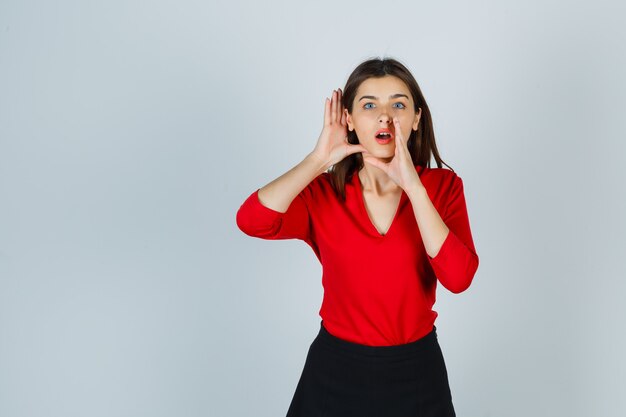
358;161;401;195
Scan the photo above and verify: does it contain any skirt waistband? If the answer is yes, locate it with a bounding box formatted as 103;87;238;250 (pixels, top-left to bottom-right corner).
316;320;438;358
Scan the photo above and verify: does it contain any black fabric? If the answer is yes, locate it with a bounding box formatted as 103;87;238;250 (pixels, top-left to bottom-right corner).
286;321;456;417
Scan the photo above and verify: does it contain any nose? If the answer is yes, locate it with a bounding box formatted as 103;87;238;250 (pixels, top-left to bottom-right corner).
378;113;391;124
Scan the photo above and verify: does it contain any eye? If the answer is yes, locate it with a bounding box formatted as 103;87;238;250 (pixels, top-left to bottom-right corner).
364;103;375;109
393;102;406;109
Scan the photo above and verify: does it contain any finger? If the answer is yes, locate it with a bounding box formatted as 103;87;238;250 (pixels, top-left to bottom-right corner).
393;117;404;143
363;155;385;172
337;88;343;123
331;90;337;123
346;143;368;156
395;123;404;152
395;128;409;159
394;118;409;156
324;97;330;126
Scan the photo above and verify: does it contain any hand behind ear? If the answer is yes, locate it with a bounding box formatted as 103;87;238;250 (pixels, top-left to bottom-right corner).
311;88;368;169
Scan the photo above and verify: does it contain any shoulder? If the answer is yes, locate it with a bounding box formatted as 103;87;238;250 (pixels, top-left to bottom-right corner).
418;165;460;187
297;171;334;202
311;171;333;189
417;166;466;207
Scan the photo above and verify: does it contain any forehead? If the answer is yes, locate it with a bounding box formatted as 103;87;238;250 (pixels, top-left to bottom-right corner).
355;75;411;99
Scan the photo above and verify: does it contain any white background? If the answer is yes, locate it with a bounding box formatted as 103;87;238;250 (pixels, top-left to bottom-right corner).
1;1;625;416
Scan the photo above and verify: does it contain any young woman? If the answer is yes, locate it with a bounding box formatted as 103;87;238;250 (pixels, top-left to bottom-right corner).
236;57;479;417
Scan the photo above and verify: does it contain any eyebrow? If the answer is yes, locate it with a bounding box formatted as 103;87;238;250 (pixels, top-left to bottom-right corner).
358;93;409;101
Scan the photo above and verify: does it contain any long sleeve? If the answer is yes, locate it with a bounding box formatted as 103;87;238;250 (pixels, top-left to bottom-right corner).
427;174;479;293
236;188;312;243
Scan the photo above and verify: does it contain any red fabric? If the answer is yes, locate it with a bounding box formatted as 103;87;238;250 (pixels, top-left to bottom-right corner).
236;165;479;346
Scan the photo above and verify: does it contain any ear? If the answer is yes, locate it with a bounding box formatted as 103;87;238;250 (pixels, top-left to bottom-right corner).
345;109;354;132
412;107;422;131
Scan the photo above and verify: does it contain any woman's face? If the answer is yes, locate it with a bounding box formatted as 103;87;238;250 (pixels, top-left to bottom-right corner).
345;75;421;161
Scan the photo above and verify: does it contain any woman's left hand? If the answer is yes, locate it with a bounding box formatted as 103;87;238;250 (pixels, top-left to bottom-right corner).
361;117;424;192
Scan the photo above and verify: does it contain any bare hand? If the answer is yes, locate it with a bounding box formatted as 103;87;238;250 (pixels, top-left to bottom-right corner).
310;88;368;169
361;117;424;192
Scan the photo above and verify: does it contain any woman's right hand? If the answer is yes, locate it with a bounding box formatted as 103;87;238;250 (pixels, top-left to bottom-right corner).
310;88;368;170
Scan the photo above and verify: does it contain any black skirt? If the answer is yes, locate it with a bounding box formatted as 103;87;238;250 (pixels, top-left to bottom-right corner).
286;321;456;417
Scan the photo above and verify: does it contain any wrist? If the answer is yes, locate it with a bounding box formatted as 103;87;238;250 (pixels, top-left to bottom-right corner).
406;182;427;199
306;152;329;174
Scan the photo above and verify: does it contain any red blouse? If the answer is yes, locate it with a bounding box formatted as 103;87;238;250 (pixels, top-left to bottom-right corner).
236;165;479;346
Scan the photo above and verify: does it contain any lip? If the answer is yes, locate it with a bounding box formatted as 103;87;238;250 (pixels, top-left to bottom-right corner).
374;128;394;140
375;128;394;145
375;128;394;140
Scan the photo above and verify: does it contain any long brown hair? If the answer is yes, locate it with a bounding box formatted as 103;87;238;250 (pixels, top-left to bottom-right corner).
328;57;453;201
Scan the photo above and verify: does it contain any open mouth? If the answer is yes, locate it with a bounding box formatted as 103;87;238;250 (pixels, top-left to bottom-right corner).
375;130;394;143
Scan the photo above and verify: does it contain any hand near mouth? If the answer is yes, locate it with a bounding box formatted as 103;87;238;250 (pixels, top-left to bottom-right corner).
361;117;424;192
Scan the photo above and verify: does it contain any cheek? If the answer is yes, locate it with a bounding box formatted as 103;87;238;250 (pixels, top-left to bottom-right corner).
399;121;413;135
351;114;375;129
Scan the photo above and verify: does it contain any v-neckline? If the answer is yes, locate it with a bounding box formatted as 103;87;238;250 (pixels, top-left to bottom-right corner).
354;172;408;238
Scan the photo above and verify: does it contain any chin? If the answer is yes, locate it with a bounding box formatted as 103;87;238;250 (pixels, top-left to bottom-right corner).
374;154;394;162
